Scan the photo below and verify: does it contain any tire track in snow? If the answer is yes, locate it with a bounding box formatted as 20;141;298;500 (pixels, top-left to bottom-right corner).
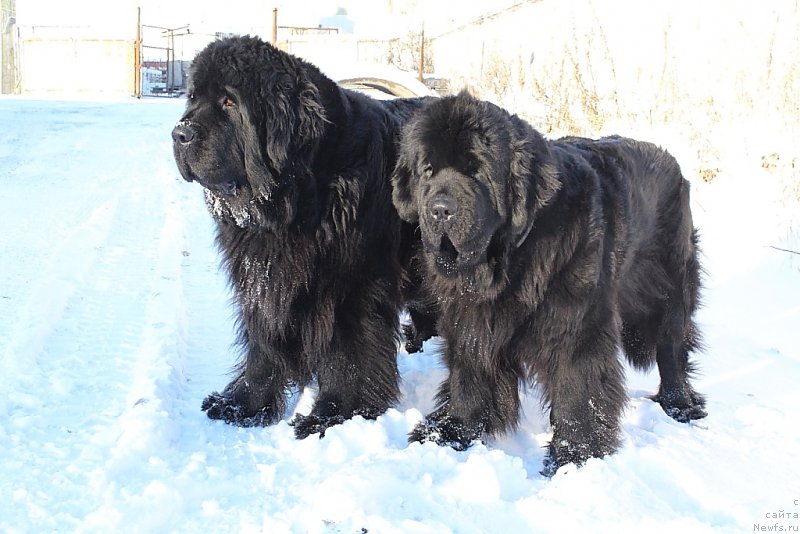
0;187;165;528
71;158;246;531
1;197;119;383
97;158;236;468
0;100;218;530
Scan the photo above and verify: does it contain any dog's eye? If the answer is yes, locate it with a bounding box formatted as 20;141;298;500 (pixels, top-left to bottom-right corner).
222;96;236;108
421;163;433;178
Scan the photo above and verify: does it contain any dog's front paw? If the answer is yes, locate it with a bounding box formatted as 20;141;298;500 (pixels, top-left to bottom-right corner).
403;323;425;353
202;391;245;422
290;413;346;439
201;391;277;427
408;410;483;451
652;389;707;423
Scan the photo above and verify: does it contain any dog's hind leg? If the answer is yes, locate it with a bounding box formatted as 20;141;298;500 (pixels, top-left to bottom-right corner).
652;226;707;422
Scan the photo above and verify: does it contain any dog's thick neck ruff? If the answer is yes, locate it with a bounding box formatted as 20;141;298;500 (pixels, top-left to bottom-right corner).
425;231;514;302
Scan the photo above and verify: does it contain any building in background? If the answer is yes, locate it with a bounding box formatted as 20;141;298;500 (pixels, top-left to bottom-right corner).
0;0;451;96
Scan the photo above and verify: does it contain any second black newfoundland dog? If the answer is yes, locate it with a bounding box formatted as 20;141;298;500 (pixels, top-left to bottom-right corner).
172;36;435;438
392;92;707;474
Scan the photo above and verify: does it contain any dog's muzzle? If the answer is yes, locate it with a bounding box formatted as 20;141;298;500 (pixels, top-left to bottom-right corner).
172;120;196;146
426;193;458;233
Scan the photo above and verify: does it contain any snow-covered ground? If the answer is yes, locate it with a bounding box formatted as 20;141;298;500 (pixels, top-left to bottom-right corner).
0;97;798;533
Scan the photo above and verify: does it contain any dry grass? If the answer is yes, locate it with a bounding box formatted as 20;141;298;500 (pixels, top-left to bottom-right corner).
386;31;434;75
426;0;800;245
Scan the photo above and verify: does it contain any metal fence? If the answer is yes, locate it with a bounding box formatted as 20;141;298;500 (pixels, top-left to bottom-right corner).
137;20;190;98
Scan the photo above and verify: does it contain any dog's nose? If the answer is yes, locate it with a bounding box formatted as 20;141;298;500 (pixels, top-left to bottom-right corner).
172;122;196;145
428;195;458;223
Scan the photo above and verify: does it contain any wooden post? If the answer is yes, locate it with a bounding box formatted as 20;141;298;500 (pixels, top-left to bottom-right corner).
134;6;141;98
1;0;17;94
272;8;278;44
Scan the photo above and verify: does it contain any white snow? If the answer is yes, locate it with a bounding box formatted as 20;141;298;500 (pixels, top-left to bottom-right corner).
1;96;799;533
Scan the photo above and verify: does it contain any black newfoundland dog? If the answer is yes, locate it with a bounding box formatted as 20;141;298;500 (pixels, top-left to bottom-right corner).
392;92;707;474
172;36;435;438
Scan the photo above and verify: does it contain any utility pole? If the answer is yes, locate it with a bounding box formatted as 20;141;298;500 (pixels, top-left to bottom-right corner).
1;0;17;94
272;8;277;44
134;6;141;98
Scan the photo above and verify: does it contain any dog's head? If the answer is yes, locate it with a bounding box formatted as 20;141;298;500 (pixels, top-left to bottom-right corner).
172;36;327;230
391;92;560;292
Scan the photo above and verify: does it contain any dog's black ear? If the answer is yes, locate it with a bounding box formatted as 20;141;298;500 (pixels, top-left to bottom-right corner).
265;77;326;170
295;78;326;150
391;150;419;223
236;86;283;190
257;86;293;172
509;120;560;246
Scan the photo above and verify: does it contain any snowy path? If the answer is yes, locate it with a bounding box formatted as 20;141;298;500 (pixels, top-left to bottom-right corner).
0;98;798;533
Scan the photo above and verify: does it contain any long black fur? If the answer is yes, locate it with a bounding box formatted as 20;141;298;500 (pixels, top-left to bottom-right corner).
172;36;435;438
391;92;707;474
